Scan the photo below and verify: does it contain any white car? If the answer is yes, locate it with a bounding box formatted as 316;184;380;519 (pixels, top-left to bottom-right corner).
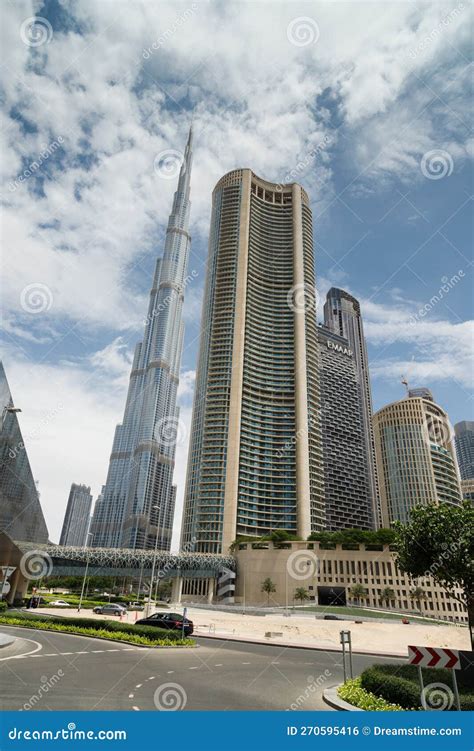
49;600;71;607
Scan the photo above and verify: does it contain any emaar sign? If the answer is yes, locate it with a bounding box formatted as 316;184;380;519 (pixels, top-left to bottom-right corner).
327;340;353;357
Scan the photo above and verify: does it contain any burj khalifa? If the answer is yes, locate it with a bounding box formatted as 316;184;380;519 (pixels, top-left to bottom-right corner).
91;127;193;551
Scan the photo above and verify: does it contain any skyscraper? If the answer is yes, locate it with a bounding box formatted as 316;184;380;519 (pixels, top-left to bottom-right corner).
59;483;93;547
323;288;380;527
454;421;474;481
91;127;193;551
317;326;372;529
373;392;462;526
181;170;324;554
0;362;49;543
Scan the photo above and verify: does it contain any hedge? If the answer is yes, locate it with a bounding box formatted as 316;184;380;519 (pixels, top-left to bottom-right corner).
338;678;404;711
0;610;190;644
360;664;474;711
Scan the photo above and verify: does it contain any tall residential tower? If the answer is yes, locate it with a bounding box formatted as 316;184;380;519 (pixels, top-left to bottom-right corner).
91;128;193;551
323;288;380;527
59;483;92;547
181;170;324;554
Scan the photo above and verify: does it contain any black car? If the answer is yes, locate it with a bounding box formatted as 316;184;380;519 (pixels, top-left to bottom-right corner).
323;614;342;620
136;612;194;636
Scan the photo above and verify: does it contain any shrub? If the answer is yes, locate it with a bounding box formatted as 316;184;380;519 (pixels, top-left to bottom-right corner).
0;601;7;612
360;664;474;711
338;678;404;711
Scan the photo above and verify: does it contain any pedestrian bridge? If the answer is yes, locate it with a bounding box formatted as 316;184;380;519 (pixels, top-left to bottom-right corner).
0;533;236;604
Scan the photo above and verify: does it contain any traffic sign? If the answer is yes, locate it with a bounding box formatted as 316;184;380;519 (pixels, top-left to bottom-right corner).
408;645;460;670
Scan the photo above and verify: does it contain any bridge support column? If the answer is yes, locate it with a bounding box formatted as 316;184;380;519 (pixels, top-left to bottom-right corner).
207;577;215;604
171;576;183;604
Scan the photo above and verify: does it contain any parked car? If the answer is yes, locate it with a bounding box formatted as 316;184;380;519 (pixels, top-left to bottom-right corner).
127;602;144;611
323;614;342;621
136;612;193;636
49;600;71;607
93;603;126;616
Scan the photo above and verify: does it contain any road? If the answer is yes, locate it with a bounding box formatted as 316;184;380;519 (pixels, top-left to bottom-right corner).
0;626;404;711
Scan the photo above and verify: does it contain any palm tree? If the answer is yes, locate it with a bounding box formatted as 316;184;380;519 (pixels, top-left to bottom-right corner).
380;587;395;608
410;586;427;615
294;587;310;606
348;584;368;606
261;577;276;605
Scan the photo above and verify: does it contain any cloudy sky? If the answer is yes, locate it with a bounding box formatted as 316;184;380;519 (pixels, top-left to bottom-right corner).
1;0;472;545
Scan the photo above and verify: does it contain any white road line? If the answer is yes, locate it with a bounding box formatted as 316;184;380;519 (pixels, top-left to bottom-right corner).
242;662;251;665
188;667;199;670
44;653;58;657
167;670;174;674
91;650;104;653
214;664;223;667
0;636;43;662
129;694;134;699
106;649;120;652
75;651;89;655
148;676;156;680
135;684;142;688
59;652;74;656
132;706;140;711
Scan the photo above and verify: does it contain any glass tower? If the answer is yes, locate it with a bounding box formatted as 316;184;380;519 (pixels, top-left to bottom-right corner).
59;483;93;547
181;170;324;554
323;288;380;528
454;421;474;481
91;127;193;551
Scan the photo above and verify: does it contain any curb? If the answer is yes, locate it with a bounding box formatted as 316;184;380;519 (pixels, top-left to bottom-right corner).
0;623;197;650
323;685;362;711
0;632;16;649
195;632;405;658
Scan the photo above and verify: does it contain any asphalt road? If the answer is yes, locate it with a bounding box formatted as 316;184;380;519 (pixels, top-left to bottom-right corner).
0;626;404;711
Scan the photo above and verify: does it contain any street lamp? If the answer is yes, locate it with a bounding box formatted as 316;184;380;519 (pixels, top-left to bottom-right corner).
77;532;93;613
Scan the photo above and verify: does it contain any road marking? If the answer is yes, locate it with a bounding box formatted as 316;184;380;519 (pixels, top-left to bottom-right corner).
242;662;251;665
75;651;89;654
59;652;74;656
106;649;120;652
91;650;104;653
0;636;43;662
129;694;134;699
132;706;140;711
135;684;142;688
167;670;174;674
44;653;58;657
188;667;198;670
147;676;156;680
214;664;223;667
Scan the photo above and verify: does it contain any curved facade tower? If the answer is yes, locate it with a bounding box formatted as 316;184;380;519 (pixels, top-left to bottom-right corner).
181;170;324;554
323;288;380;528
91;128;193;551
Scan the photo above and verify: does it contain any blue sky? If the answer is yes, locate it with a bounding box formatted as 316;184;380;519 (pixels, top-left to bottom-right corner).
1;0;472;543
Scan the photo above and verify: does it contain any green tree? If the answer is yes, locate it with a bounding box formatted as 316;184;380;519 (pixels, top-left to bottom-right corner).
261;577;276;605
409;586;427;615
294;587;310;605
394;501;474;648
348;584;368;605
380;587;395;608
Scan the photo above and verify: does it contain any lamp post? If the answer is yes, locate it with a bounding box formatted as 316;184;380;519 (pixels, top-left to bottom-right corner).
77;532;93;613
